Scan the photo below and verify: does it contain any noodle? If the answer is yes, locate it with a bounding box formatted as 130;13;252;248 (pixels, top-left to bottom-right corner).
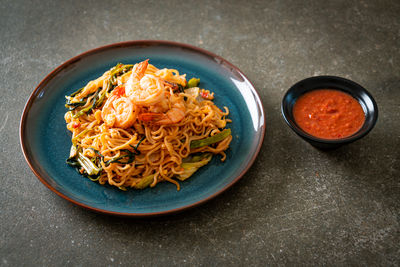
64;60;232;190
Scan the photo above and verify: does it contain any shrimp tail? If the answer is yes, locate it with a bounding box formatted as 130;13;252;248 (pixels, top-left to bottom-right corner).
133;59;149;79
138;105;185;125
138;113;164;122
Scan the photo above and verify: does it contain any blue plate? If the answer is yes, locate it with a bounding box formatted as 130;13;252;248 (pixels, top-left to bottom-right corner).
20;41;265;216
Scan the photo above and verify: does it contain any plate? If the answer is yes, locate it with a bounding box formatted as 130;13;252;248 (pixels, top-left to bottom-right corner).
20;40;265;217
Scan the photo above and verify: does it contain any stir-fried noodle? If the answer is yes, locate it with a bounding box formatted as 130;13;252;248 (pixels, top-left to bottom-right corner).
65;60;232;190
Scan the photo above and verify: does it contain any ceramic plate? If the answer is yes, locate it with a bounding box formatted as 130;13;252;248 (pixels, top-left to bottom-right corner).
20;41;265;217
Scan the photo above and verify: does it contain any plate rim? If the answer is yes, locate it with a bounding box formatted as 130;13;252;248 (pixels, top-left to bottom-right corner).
20;40;265;217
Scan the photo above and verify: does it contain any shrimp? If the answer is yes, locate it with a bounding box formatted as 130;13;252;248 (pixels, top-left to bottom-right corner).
101;95;137;129
138;97;186;125
125;59;165;106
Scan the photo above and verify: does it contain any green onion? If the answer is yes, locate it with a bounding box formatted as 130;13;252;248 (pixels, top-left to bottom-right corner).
69;63;134;118
88;175;101;182
69;144;78;158
65;99;86;110
105;149;136;166
77;152;102;176
118;186;127;191
68;87;84;97
190;129;231;149
108;64;133;93
67;146;103;180
89;148;104;159
72;105;91;118
129;136;145;155
111;64;133;77
66;158;80;169
72;87;101;118
93;84;109;109
65;91;97;111
71;129;91;144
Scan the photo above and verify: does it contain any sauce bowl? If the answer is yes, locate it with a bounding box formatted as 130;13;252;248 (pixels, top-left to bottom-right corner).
281;76;378;149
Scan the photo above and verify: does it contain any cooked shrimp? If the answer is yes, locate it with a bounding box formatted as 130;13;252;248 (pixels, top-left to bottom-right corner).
138;97;186;125
101;95;137;129
125;60;165;106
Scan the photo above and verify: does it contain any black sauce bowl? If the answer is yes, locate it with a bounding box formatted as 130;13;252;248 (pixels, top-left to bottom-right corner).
281;76;378;149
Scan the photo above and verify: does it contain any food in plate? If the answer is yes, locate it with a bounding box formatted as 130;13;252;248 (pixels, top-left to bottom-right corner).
64;60;232;190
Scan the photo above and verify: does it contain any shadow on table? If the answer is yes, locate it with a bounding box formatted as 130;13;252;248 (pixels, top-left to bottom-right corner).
64;136;291;239
315;111;398;202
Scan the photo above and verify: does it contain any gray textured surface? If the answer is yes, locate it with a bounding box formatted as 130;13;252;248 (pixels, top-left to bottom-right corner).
1;0;399;266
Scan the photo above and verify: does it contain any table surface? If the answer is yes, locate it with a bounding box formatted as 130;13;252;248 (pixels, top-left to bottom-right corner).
1;0;399;266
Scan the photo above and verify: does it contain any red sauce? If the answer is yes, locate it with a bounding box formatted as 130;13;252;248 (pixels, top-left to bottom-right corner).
293;89;365;139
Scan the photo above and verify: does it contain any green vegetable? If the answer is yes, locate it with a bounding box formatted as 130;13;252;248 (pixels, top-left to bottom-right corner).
65;90;98;111
89;148;104;159
88;175;101;182
108;64;133;92
66;158;80;169
190;129;231;149
112;64;133;75
187;78;200;88
68;63;134;118
134;175;154;189
72;87;102;118
178;153;212;181
72;106;91;118
129;136;145;155
76;152;102;176
67;146;102;179
102;136;145;166
69;144;78;158
94;84;109;108
68;87;84;97
105;149;136;166
71;129;91;144
65;100;86;111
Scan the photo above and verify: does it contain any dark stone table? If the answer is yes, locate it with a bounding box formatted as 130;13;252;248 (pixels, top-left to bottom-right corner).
1;0;399;265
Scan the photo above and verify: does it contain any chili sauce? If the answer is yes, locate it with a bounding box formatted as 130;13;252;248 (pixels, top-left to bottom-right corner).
293;89;365;139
